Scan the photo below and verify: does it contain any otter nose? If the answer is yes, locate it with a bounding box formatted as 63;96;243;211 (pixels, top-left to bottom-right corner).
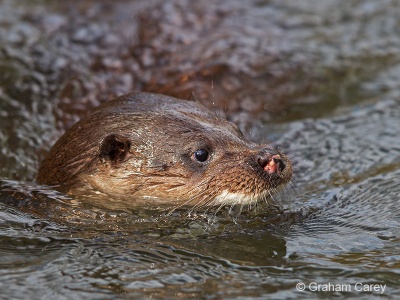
257;153;286;175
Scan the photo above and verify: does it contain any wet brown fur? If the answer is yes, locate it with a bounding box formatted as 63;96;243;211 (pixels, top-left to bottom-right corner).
37;93;292;207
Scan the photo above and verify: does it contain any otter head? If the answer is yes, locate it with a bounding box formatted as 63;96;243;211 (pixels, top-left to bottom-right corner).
37;93;292;208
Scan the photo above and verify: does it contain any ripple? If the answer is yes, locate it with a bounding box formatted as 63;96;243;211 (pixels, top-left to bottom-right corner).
288;167;400;261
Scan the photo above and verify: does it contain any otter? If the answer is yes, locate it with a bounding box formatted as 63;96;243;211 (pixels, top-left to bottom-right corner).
37;93;292;208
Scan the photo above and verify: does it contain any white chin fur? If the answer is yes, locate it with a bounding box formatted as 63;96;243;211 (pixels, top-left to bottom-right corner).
213;190;266;206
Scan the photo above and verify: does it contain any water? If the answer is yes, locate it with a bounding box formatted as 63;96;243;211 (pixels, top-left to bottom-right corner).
1;0;400;299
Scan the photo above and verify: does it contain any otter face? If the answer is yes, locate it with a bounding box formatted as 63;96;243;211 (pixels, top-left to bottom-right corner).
37;93;292;208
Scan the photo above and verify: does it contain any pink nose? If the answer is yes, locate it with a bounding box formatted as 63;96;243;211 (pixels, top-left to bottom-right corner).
257;154;285;175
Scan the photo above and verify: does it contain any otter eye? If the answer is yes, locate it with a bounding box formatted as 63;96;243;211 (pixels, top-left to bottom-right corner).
193;149;209;162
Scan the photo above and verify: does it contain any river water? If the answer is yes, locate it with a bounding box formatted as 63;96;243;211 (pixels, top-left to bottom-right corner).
1;0;400;299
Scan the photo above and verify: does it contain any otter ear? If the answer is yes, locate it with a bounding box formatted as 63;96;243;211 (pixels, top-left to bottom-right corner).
99;134;131;163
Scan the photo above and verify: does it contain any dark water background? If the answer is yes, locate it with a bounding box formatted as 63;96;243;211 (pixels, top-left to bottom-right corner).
1;0;400;299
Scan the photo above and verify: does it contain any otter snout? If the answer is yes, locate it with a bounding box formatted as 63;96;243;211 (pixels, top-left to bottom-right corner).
257;152;286;175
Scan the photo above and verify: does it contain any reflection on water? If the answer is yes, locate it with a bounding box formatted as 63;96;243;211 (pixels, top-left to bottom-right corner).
1;0;400;299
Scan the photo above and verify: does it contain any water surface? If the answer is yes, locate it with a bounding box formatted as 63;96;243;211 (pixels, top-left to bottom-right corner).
1;0;400;298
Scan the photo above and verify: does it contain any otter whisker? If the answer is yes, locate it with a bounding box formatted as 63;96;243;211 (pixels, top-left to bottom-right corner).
287;180;298;196
189;191;217;213
266;189;277;206
166;179;215;215
213;201;228;217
